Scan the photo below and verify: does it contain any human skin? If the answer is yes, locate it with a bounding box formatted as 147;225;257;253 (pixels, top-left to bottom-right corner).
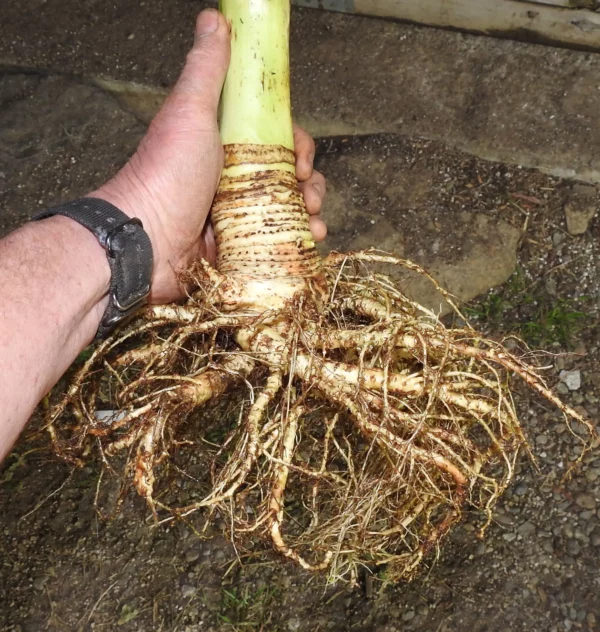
0;10;326;461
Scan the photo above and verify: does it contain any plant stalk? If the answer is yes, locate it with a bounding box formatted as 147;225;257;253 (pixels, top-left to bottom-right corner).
213;0;324;312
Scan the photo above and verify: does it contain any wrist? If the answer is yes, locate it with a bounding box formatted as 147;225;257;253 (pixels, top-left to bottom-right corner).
90;180;187;304
89;180;160;269
44;215;111;303
34;196;154;339
26;215;111;344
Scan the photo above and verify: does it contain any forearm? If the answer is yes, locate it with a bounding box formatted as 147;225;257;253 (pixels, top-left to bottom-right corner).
0;216;110;459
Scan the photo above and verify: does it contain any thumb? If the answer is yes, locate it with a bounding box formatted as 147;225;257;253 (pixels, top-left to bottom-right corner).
171;10;231;119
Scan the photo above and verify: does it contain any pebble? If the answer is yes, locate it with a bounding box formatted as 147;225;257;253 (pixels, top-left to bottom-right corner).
502;532;517;542
402;610;416;622
557;383;570;395
202;588;221;608
517;521;536;538
495;512;514;526
560;370;581;391
591;531;600;547
569;608;578;621
563;525;574;539
564;190;598;235
542;539;555;554
287;618;301;631
185;549;200;563
514;483;529;496
575;493;596;510
33;575;48;591
566;540;581;556
214;550;226;562
181;584;196;598
580;510;595;520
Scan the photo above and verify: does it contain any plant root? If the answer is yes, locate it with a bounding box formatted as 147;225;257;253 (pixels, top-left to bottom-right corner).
45;249;594;583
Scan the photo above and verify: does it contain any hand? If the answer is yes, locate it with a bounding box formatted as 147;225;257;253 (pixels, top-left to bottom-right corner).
91;9;326;304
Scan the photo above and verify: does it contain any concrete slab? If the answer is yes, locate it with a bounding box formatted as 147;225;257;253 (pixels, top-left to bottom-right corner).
0;74;145;234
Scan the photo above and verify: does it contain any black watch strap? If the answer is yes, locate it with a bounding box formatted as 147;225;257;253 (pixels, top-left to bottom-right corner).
34;197;153;340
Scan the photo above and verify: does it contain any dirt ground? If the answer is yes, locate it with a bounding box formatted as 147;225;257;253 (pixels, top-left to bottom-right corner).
1;2;600;632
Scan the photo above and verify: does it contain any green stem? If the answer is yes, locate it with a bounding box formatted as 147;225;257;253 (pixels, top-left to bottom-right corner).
219;0;294;149
211;0;324;311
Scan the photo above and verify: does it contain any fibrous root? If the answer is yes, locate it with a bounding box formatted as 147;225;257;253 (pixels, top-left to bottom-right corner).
45;250;593;583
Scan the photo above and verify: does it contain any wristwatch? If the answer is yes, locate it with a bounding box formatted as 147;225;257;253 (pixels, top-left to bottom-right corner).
34;197;154;340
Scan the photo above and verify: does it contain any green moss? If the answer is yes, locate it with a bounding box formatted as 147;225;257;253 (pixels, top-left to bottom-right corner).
465;269;589;349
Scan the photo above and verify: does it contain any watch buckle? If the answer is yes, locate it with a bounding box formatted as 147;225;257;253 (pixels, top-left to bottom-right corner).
105;217;144;256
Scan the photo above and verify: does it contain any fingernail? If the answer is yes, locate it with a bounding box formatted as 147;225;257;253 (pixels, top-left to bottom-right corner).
197;10;219;36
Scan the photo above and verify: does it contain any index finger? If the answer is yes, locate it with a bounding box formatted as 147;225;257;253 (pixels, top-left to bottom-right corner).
293;123;315;182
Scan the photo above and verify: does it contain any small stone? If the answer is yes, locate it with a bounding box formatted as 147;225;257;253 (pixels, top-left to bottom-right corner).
573;183;597;197
591;531;600;547
517;521;536;537
203;588;221;607
514;482;529;496
185;549;200;563
544;276;557;296
564;189;598;235
402;610;416;622
569;608;578;621
181;584;196;598
214;550;226;562
566;539;581;556
575;493;596;510
560;370;581;391
33;575;48;591
557;383;569;395
542;539;555;554
580;509;594;520
287;618;301;631
563;525;574;539
127;33;135;40
585;468;600;482
574;527;587;542
495;512;514;526
503;532;517;542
